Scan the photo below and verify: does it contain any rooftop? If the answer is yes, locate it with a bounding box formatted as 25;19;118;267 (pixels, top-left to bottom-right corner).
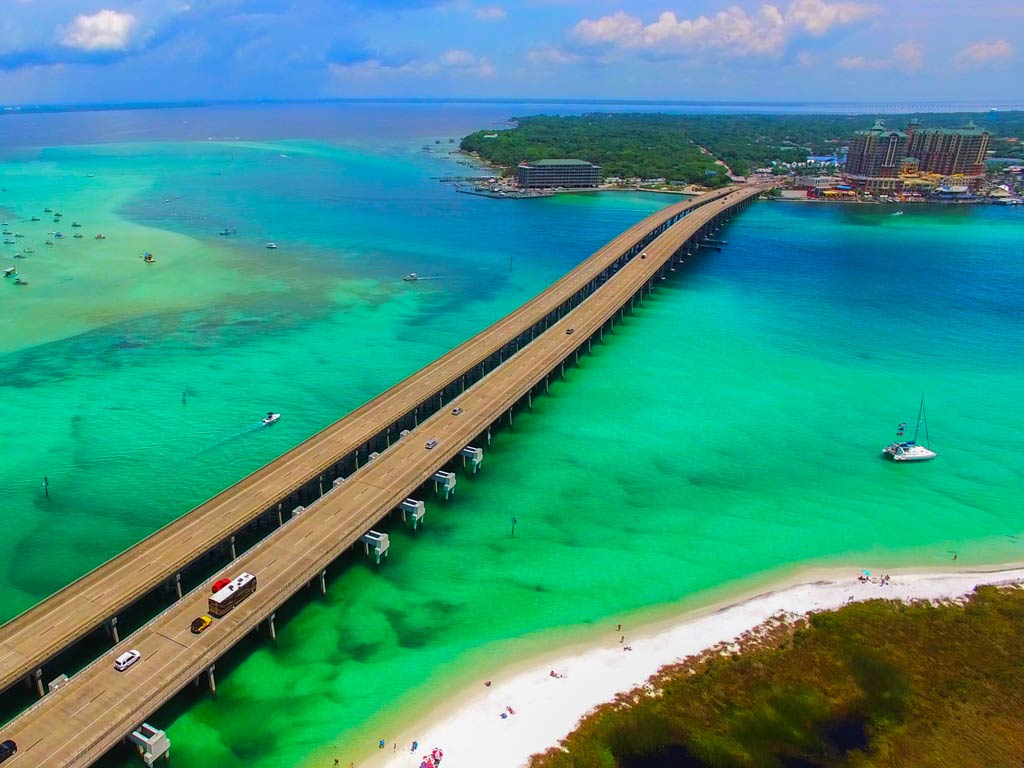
521;159;598;167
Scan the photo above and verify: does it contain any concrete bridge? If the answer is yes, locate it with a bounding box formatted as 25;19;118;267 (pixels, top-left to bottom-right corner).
0;183;762;766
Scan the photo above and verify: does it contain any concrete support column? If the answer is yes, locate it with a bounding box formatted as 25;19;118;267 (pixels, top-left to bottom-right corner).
507;408;514;427
486;427;492;446
109;616;120;644
32;668;44;699
277;503;283;527
319;570;327;595
268;613;277;642
229;535;237;561
175;573;183;600
207;664;217;695
318;475;324;496
545;375;549;394
560;362;565;380
527;391;533;410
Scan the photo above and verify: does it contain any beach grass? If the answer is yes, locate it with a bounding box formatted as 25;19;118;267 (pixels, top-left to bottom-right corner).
531;585;1024;768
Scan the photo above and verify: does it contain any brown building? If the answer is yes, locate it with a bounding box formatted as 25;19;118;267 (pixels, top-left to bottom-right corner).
844;119;907;193
904;119;990;179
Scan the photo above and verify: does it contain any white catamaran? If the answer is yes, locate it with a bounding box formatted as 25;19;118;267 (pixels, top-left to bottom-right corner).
882;395;937;462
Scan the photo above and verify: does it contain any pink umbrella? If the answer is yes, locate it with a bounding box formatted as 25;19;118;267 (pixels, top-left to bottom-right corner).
431;747;444;763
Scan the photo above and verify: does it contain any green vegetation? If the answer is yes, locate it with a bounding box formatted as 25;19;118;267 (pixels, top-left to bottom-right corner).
529;586;1024;768
461;112;1024;181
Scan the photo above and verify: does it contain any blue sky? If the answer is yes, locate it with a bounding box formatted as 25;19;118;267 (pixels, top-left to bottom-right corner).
0;0;1020;105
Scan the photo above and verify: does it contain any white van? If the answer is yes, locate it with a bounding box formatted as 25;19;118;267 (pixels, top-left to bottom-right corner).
114;649;141;672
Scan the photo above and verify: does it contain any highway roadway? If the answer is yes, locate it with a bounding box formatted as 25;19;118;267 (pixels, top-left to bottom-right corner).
1;185;761;766
0;187;739;699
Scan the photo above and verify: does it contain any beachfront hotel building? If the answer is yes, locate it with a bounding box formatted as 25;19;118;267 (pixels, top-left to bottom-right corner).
517;159;601;189
904;119;990;181
843;119;907;193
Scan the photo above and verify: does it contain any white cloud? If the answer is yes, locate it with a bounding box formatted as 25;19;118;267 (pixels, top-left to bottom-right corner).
474;6;507;21
60;9;137;51
571;0;877;59
526;45;580;65
331;49;494;79
440;48;495;75
839;40;923;73
952;39;1014;69
891;40;923;72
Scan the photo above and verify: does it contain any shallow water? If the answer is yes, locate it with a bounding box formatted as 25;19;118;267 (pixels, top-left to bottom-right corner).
1;105;1022;767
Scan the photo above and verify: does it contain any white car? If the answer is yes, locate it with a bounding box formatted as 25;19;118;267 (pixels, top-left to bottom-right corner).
114;649;141;672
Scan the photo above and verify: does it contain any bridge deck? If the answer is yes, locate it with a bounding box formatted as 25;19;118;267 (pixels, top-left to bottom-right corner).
3;185;761;767
0;188;737;696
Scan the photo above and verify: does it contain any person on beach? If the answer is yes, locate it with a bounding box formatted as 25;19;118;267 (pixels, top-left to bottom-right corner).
619;635;624;643
412;740;419;752
616;623;621;632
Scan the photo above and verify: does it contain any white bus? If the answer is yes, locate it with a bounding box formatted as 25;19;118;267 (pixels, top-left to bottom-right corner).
208;572;257;618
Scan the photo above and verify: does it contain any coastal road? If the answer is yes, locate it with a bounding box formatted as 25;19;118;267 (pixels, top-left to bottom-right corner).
2;184;762;767
0;187;740;699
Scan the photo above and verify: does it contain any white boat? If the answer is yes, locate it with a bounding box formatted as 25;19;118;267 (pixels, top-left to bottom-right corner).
891;210;904;216
262;412;281;425
882;395;936;462
403;272;419;282
266;242;278;250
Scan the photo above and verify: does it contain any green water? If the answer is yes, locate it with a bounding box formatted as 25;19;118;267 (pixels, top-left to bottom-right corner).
2;132;1022;768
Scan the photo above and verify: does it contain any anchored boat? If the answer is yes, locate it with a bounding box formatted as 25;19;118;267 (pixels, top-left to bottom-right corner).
882;395;936;462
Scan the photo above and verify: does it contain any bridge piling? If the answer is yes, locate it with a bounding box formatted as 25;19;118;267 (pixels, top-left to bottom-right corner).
108;616;119;644
268;613;277;641
229;535;237;561
319;570;327;595
31;668;43;699
175;573;182;600
207;664;216;695
277;503;283;527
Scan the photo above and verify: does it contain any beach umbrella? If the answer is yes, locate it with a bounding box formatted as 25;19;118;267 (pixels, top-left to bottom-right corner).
431;747;444;762
862;569;871;577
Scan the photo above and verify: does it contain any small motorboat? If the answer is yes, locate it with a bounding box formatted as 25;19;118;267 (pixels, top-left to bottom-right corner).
2;240;14;245
403;272;419;282
22;248;34;254
3;267;16;278
142;252;156;263
43;208;52;213
73;233;84;239
13;278;28;286
71;222;82;228
54;233;64;239
265;242;278;250
262;412;281;426
30;216;41;222
13;233;23;238
95;233;106;240
891;210;904;216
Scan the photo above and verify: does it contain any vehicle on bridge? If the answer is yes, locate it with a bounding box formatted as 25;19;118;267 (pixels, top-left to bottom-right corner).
212;577;232;593
114;649;141;672
0;739;16;763
208;572;258;618
191;615;213;634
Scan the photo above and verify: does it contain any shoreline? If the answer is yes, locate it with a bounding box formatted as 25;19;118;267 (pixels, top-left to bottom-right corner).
355;562;1024;768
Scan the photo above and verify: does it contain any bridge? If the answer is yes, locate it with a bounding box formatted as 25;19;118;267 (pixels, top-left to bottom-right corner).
0;183;762;766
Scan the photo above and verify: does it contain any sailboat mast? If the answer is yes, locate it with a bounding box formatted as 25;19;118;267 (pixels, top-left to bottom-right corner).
913;393;924;444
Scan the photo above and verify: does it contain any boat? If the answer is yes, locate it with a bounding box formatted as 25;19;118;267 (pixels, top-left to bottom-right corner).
262;412;281;425
30;216;40;222
403;272;419;282
71;222;82;228
882;395;936;462
2;240;13;245
142;252;156;263
95;233;106;240
73;233;84;239
265;242;278;250
3;267;16;278
43;208;52;213
13;278;27;286
23;248;34;254
891;210;904;216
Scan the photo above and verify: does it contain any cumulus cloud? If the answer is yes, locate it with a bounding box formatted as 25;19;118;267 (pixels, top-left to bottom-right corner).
61;9;137;51
571;0;877;58
331;47;494;78
839;40;922;73
952;39;1014;69
526;45;580;65
474;6;506;21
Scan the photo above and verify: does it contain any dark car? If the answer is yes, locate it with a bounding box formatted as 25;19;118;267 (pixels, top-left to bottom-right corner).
0;739;17;763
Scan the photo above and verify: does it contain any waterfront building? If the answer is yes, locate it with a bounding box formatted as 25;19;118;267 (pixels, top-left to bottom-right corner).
904;120;990;183
844;119;907;193
517;159;601;188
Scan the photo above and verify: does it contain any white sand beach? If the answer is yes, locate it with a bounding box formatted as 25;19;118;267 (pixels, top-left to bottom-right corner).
362;565;1024;768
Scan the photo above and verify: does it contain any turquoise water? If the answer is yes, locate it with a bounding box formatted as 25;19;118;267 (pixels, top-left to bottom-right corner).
1;106;1022;767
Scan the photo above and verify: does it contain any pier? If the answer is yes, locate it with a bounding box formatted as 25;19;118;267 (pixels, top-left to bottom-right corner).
0;184;763;766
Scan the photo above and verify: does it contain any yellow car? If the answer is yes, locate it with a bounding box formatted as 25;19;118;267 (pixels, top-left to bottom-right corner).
190;615;213;634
